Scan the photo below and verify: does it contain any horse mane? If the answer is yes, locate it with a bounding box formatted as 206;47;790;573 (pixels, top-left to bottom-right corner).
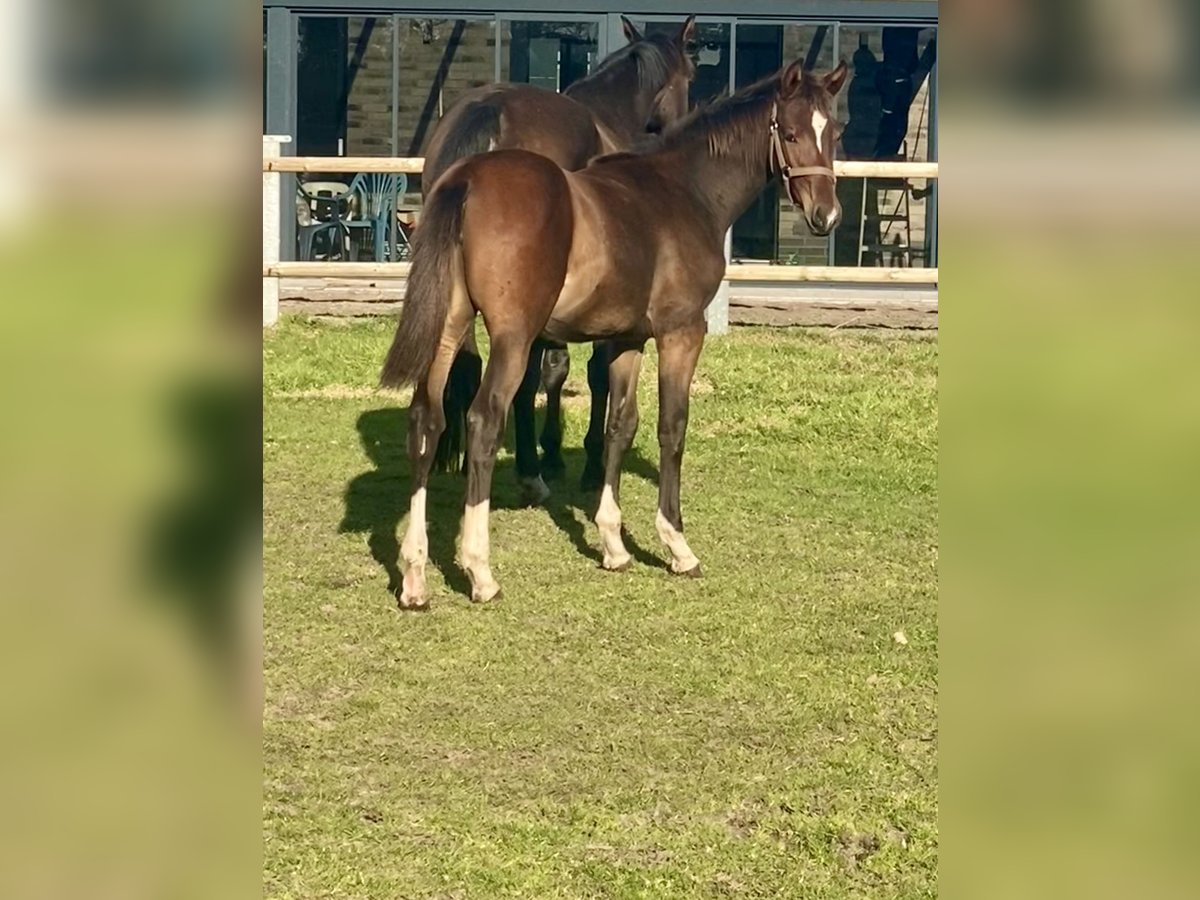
567;32;692;97
660;69;831;169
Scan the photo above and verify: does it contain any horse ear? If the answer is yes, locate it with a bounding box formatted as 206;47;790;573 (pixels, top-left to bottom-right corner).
780;59;804;98
678;15;696;47
620;15;643;43
823;60;850;96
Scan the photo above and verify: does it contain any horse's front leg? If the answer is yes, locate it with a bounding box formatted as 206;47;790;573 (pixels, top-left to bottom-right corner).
580;342;610;492
654;323;706;577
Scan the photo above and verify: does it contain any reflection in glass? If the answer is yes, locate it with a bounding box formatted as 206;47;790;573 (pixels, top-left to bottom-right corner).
395;19;497;163
645;20;730;107
499;21;599;91
834;26;937;268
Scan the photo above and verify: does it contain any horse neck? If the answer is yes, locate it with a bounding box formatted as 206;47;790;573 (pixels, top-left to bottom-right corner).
667;117;773;233
565;63;654;147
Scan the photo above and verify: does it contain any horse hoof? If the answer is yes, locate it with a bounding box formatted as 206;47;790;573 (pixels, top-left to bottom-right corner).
675;564;702;579
471;586;502;604
603;559;633;573
518;476;551;507
396;592;430;612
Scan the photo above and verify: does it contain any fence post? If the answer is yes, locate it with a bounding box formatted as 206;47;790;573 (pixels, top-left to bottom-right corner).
706;228;732;335
262;135;292;327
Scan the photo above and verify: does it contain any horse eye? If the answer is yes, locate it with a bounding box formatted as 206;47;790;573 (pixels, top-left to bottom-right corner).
785;130;798;143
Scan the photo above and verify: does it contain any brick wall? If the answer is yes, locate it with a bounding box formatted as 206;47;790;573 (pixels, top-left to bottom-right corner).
344;18;496;162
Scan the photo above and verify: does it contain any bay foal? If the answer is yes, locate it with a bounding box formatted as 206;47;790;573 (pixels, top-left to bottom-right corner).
382;59;848;607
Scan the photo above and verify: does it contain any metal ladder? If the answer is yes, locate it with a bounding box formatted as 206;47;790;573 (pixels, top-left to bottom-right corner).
856;141;926;268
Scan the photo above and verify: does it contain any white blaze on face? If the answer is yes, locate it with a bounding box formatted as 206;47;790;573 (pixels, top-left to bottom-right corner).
812;110;829;149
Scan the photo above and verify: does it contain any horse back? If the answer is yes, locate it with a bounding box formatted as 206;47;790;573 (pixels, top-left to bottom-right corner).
424;85;600;195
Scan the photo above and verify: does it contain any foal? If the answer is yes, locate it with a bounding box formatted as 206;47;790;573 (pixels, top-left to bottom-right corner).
382;59;848;607
422;17;696;504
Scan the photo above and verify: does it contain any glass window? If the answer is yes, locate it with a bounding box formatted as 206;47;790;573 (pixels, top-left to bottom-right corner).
834;25;937;268
395;18;497;165
297;17;348;157
644;20;731;107
499;21;599;91
296;16;398;158
294;16;497;262
344;17;395;157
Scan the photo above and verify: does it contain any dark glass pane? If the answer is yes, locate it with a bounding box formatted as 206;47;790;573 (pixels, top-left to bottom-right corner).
501;21;599;91
296;17;349;157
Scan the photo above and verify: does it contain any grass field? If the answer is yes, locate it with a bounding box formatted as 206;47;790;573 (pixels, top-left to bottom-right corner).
263;318;938;899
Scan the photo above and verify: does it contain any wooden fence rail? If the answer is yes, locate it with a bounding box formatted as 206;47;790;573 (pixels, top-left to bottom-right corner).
265;261;938;285
262;149;939;326
262;155;937;180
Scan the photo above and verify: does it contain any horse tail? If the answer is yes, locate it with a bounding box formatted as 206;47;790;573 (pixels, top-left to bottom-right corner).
423;100;501;192
379;179;469;390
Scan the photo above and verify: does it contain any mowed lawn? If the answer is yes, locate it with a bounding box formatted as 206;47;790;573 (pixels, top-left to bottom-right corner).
263;318;938;899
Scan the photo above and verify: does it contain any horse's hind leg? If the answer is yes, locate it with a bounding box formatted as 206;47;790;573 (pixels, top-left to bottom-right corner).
461;331;535;602
513;343;550;506
539;343;570;480
399;307;475;610
594;341;645;571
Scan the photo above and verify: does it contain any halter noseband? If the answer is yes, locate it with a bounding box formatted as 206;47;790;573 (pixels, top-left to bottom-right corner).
769;101;837;193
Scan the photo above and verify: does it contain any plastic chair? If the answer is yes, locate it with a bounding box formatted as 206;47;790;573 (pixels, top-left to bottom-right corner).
345;173;409;262
296;181;352;261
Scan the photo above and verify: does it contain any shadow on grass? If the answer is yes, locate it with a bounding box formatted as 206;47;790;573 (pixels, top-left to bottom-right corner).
145;373;258;679
340;407;664;601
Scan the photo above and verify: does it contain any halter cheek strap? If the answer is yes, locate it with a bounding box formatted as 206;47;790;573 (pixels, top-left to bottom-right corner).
769;101;837;188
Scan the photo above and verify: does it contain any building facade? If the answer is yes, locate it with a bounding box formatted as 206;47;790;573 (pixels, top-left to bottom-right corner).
265;1;937;278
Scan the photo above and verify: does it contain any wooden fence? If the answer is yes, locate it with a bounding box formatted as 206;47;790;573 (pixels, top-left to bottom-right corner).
261;140;938;327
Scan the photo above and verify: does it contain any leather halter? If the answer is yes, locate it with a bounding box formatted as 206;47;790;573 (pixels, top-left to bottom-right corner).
769;101;837;200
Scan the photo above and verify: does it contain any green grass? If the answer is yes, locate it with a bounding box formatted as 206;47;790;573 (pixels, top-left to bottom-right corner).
264;318;938;899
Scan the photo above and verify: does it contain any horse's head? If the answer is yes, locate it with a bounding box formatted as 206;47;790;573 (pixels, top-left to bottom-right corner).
771;59;849;236
621;15;697;134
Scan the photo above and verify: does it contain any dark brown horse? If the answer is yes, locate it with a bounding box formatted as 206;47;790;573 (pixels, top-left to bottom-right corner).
382;58;848;607
421;16;696;505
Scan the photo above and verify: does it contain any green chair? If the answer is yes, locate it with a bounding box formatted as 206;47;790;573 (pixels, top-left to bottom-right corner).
346;173;409;262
